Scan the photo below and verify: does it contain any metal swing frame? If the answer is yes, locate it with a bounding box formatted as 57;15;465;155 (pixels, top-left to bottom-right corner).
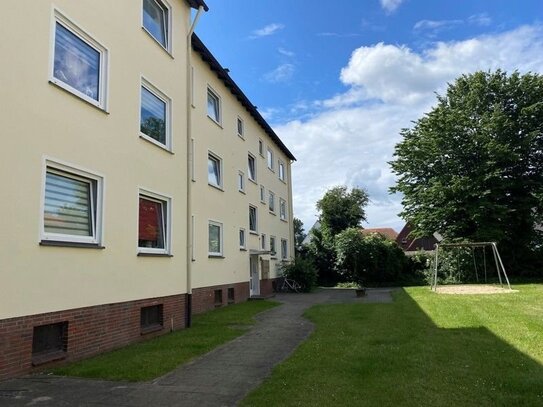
432;242;512;291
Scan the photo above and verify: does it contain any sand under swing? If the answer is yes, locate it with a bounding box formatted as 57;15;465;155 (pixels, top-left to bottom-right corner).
434;284;518;295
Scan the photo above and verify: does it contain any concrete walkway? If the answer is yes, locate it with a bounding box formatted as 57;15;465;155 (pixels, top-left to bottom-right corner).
0;288;394;407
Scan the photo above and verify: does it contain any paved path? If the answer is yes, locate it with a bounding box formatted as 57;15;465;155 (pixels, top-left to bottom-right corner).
0;288;394;407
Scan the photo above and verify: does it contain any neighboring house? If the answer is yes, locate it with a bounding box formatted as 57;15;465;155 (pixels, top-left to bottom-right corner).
361;228;398;241
396;223;440;253
0;0;295;381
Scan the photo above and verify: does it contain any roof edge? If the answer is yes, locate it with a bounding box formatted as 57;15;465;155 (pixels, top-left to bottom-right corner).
191;33;296;161
186;0;209;12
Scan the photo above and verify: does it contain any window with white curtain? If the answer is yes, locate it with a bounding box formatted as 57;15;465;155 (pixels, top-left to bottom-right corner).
51;11;108;109
207;87;221;124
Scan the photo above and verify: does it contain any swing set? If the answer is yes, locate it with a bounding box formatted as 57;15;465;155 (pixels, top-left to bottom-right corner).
432;242;512;291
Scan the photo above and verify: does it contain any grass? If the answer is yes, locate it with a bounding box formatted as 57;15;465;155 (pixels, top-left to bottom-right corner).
51;300;279;382
242;284;543;406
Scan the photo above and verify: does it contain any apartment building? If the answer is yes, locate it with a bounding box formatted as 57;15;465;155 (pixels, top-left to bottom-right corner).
0;0;295;380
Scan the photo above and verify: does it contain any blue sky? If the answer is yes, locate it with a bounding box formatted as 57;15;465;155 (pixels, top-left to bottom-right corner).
195;0;543;233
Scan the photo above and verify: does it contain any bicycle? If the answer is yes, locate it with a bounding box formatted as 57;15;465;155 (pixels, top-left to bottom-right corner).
275;276;302;293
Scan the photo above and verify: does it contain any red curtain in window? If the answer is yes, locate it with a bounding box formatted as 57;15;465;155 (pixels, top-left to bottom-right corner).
139;198;160;241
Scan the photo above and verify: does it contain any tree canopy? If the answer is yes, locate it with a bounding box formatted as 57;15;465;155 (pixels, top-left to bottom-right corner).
316;186;369;237
390;70;543;269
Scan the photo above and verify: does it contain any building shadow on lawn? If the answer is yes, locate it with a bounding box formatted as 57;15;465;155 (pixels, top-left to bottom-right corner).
367;288;543;405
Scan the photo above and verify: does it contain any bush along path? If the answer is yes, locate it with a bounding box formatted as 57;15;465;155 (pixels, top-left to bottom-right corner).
0;289;383;407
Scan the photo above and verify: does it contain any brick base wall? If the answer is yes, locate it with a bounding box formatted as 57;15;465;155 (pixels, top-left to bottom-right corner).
192;282;250;315
0;294;186;381
260;279;273;297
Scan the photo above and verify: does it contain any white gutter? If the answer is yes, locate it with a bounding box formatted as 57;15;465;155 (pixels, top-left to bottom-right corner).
186;5;204;327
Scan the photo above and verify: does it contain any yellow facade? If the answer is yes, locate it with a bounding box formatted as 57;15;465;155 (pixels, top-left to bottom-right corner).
0;0;294;320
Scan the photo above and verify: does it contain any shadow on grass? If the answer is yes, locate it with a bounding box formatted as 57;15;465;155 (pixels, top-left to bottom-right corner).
242;286;543;406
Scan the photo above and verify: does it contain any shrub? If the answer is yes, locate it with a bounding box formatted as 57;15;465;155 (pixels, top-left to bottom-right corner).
279;257;318;292
335;229;409;285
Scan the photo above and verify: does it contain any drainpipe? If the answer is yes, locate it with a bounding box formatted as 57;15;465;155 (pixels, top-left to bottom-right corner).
186;5;204;328
287;160;295;260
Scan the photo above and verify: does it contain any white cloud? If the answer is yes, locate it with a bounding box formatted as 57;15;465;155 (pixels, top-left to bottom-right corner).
264;63;295;83
468;13;492;27
250;23;284;39
413;19;462;31
271;25;543;231
380;0;404;13
414;13;493;36
278;47;295;57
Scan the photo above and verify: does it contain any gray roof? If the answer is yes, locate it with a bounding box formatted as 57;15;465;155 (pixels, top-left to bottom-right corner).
191;34;296;161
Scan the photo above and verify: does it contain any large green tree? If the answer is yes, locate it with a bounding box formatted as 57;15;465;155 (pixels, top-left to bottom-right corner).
293;217;306;254
316;186;369;237
390;70;543;271
310;186;369;284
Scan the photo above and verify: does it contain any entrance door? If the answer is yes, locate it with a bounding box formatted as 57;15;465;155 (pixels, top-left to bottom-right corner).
249;255;260;297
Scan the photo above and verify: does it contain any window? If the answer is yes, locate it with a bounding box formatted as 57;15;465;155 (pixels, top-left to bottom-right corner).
279;160;286;182
51;10;108;109
208;153;222;188
142;0;170;51
260;185;266;203
259;139;264;156
249;205;258;233
270;236;276;257
208;221;223;256
214;289;223;306
261;233;266;250
267;148;274;170
269;191;275;213
42;163;102;245
280;198;287;221
228;287;235;304
138;192;170;254
140;305;163;332
237;117;244;138
248;154;257;182
32;322;68;362
281;239;288;260
239;228;246;249
207;87;221;124
140;79;170;149
238;171;245;193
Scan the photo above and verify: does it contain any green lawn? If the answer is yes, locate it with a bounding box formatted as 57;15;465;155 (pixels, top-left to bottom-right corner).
51;300;278;381
242;284;543;406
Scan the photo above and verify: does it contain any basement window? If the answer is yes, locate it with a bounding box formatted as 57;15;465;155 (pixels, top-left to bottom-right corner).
228;288;235;304
32;322;68;365
214;289;223;307
140;304;163;333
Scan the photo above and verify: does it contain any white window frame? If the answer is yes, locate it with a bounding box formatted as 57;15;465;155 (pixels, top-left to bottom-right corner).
270;236;277;257
237;116;244;139
280;198;287;221
281;238;288;260
260;185;266;204
267;147;274;171
259;139;264;157
261;233;266;250
238;171;245;193
239;228;246;250
208;151;223;190
137;188;172;255
269;190;276;214
249;205;258;234
248;153;257;183
50;8;109;111
207;86;222;125
278;160;286;182
208;220;223;257
41;158;104;245
141;0;173;53
140;77;172;151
